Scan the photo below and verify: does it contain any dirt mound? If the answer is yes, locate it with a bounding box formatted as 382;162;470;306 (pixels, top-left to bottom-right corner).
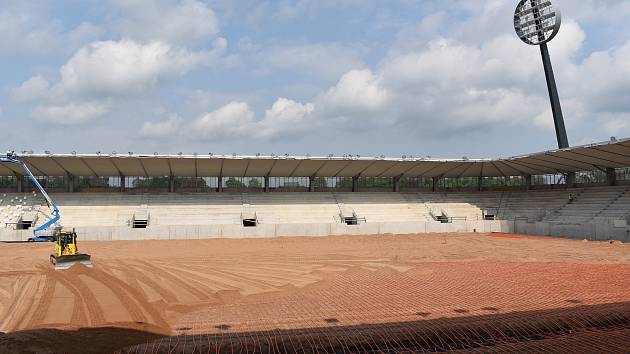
0;323;165;354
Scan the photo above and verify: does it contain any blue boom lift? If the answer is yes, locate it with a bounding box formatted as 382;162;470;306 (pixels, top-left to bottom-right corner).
1;151;92;269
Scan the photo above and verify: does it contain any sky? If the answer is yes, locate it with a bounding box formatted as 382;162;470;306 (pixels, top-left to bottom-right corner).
1;0;630;159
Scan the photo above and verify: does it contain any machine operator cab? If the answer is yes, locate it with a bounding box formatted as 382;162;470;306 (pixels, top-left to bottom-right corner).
50;229;93;270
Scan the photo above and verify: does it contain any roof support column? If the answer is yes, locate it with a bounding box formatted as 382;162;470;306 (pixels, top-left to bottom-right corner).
478;176;483;192
264;176;270;193
120;174;125;193
217;175;223;193
432;177;439;193
525;175;532;190
67;174;75;193
16;174;23;193
566;172;576;188
169;175;175;193
606;168;617;186
352;177;358;192
393;176;401;193
309;176;315;192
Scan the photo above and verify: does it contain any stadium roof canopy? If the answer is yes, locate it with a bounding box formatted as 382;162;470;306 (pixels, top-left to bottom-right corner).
1;138;629;178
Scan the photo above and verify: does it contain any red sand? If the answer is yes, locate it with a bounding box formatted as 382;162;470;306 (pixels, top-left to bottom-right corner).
0;233;629;353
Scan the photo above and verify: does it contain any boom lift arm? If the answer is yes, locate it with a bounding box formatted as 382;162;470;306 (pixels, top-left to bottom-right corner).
0;151;61;240
1;151;92;269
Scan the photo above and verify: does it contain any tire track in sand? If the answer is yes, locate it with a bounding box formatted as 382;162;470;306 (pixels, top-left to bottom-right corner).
28;274;57;327
46;268;105;326
159;264;266;293
108;261;179;303
134;260;212;301
84;263;170;329
4;275;44;331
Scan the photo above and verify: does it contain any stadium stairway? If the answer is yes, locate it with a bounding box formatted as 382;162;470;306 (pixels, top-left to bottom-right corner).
586;186;630;223
498;189;576;222
544;186;628;224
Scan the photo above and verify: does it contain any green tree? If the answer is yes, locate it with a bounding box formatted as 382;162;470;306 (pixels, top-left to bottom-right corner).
0;176;16;188
248;178;262;188
225;177;245;189
313;177;327;189
360;177;392;189
336;178;353;189
133;177;169;189
176;177;209;189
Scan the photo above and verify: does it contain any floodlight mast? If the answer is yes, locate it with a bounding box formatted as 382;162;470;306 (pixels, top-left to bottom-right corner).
514;0;569;149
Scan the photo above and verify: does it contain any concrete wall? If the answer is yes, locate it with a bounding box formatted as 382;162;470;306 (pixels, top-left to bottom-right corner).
515;219;630;242
3;219;628;242
0;220;515;242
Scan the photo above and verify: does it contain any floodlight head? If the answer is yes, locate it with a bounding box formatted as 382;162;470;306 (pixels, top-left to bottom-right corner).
514;0;561;46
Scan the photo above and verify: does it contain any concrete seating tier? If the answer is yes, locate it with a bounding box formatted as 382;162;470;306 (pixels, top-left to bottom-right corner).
248;193;339;224
590;187;630;222
545;186;629;224
417;192;500;221
335;193;430;222
0;193;41;227
0;187;628;230
498;189;575;221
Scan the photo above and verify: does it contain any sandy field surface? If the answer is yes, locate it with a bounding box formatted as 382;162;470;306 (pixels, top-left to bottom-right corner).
0;233;629;353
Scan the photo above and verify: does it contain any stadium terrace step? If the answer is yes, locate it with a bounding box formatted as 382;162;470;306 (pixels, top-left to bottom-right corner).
1;186;629;230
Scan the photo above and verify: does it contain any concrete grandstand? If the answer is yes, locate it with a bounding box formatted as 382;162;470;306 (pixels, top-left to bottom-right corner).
1;138;629;242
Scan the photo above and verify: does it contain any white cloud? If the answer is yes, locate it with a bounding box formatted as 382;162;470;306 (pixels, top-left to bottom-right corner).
110;0;219;45
32;103;109;126
18;34;231;104
532;108;556;131
549;20;587;63
257;98;315;138
319;69;390;115
16;38;226;128
555;0;630;22
191;102;255;139
8;0;630;151
54;39;209;98
10;76;50;102
566;40;630;113
0;10;60;56
261;44;365;81
142;7;630;145
391;12;448;55
164;98;315;142
139;114;183;139
0;4;102;57
601;114;630;137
